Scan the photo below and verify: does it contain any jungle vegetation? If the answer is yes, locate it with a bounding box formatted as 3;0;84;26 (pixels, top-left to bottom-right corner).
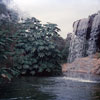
0;1;69;81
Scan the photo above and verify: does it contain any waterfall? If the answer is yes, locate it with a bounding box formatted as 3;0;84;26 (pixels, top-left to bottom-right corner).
87;12;100;55
68;18;89;62
65;12;100;82
68;11;100;63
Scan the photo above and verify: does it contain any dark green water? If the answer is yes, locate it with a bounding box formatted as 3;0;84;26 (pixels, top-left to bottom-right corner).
0;76;100;100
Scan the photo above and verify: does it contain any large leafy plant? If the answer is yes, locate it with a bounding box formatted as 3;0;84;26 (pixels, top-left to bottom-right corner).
14;17;62;76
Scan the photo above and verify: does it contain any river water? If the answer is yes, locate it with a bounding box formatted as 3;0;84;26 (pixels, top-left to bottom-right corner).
0;75;100;100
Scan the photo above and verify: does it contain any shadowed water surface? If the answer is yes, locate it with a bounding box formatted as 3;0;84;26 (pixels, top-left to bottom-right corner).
0;76;100;100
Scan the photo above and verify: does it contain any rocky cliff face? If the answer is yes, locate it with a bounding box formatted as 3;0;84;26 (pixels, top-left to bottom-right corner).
68;11;100;63
62;54;100;75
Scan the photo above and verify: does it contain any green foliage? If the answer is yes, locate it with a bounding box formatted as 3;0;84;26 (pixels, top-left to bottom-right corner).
0;5;64;79
61;39;70;63
0;25;19;80
14;17;62;76
0;5;19;80
0;67;19;81
0;0;69;80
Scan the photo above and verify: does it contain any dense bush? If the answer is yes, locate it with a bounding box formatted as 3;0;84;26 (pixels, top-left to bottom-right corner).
51;36;69;63
0;0;20;80
13;18;62;76
0;18;19;80
0;1;69;79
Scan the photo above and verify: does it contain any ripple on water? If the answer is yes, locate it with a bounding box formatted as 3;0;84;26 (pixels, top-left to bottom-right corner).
0;77;100;100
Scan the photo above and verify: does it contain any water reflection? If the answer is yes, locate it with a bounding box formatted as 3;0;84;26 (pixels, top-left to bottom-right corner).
0;76;100;100
91;84;100;100
0;77;56;100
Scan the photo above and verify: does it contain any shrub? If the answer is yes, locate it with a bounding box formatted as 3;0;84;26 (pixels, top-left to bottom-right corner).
0;18;19;80
13;18;62;76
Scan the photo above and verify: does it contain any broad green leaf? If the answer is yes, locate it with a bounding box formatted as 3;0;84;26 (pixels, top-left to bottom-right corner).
23;65;29;69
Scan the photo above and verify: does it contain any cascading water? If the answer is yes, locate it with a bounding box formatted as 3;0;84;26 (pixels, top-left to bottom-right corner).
66;11;100;82
68;11;100;63
87;12;100;55
68;18;89;62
